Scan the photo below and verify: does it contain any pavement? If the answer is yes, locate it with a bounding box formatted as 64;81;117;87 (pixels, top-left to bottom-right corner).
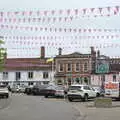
72;100;120;120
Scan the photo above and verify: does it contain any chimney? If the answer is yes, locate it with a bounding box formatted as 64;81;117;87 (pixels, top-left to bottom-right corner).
97;50;100;57
41;46;45;58
58;48;62;55
90;46;94;54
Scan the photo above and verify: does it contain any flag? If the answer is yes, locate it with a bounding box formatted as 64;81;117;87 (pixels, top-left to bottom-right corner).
46;58;54;63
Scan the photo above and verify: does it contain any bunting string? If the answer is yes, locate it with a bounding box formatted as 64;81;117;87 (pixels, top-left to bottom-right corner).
4;35;120;40
1;24;120;33
0;6;119;18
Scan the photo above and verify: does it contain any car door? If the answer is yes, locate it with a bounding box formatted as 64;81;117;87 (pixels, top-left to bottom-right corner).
83;86;91;98
89;86;96;97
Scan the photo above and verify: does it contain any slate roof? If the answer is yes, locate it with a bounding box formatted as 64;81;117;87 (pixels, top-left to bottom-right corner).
4;58;52;71
55;52;91;58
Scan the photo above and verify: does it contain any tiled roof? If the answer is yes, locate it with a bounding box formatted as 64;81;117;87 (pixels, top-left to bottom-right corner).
4;58;52;71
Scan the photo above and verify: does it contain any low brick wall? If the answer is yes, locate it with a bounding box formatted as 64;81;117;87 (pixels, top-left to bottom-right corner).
94;97;112;108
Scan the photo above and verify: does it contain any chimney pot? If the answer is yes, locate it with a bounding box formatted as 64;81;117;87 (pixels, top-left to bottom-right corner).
41;46;45;58
58;48;62;55
97;50;100;57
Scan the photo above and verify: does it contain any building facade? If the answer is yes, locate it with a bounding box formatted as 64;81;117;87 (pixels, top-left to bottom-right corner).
91;51;120;86
0;47;54;86
54;48;95;86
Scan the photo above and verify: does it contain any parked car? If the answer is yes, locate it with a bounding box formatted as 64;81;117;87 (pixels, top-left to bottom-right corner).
43;85;57;98
0;85;9;98
92;86;105;97
11;85;20;93
19;85;27;93
24;85;34;95
67;84;97;102
32;85;48;95
43;85;66;98
55;86;65;98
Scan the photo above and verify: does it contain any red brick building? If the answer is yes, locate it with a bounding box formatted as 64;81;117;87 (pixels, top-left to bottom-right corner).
54;47;96;85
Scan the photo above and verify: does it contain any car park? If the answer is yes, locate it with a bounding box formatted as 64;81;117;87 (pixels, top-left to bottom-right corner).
67;84;97;102
0;85;9;98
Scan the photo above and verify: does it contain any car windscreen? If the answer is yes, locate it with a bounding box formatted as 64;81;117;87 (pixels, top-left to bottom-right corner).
69;86;81;91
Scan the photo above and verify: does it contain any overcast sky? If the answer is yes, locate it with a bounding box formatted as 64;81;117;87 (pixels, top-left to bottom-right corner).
0;0;120;58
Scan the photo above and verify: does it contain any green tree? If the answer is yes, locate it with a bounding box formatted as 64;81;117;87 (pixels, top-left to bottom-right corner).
0;39;6;71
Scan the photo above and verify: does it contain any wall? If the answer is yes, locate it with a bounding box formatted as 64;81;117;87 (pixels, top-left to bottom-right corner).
0;70;54;85
91;74;120;86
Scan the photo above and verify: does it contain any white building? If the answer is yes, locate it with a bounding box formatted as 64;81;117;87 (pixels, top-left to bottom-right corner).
0;47;54;86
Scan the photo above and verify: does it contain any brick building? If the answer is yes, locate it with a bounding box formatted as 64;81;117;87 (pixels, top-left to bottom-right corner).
54;47;96;85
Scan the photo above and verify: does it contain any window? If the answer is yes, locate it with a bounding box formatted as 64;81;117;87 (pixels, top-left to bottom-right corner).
83;86;91;90
84;77;88;84
28;72;33;79
75;63;80;71
68;78;72;85
67;63;72;71
113;75;116;82
3;72;8;80
59;63;63;72
16;72;21;81
43;72;49;79
84;62;88;71
69;86;81;91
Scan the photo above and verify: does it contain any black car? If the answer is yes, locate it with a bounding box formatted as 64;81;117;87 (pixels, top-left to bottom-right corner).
32;85;48;95
42;85;59;98
24;85;34;95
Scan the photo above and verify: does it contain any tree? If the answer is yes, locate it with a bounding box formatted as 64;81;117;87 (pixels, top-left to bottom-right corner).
0;39;6;71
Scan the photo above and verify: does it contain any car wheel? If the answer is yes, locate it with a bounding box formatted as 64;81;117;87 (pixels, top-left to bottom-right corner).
96;93;100;97
45;95;48;98
83;94;88;102
6;94;9;98
4;94;9;99
68;97;73;102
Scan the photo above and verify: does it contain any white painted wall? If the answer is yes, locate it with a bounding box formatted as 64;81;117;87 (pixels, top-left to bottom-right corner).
0;70;54;84
91;74;120;86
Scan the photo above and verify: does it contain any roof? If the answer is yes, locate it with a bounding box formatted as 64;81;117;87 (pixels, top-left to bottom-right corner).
55;52;91;58
97;55;110;60
3;58;52;71
110;64;120;72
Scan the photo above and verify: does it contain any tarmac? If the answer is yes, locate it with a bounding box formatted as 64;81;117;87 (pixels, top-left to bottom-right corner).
73;100;120;120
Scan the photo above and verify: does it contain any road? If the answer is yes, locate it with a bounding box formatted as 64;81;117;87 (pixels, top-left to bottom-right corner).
0;94;81;120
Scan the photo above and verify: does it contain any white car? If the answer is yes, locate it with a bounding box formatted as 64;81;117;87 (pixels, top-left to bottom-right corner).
0;85;9;98
67;84;97;102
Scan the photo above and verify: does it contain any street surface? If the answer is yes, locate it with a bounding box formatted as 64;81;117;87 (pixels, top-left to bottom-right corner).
0;94;80;120
72;100;120;120
1;94;120;120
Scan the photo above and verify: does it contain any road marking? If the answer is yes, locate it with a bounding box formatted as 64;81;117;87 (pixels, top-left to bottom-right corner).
72;103;87;120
